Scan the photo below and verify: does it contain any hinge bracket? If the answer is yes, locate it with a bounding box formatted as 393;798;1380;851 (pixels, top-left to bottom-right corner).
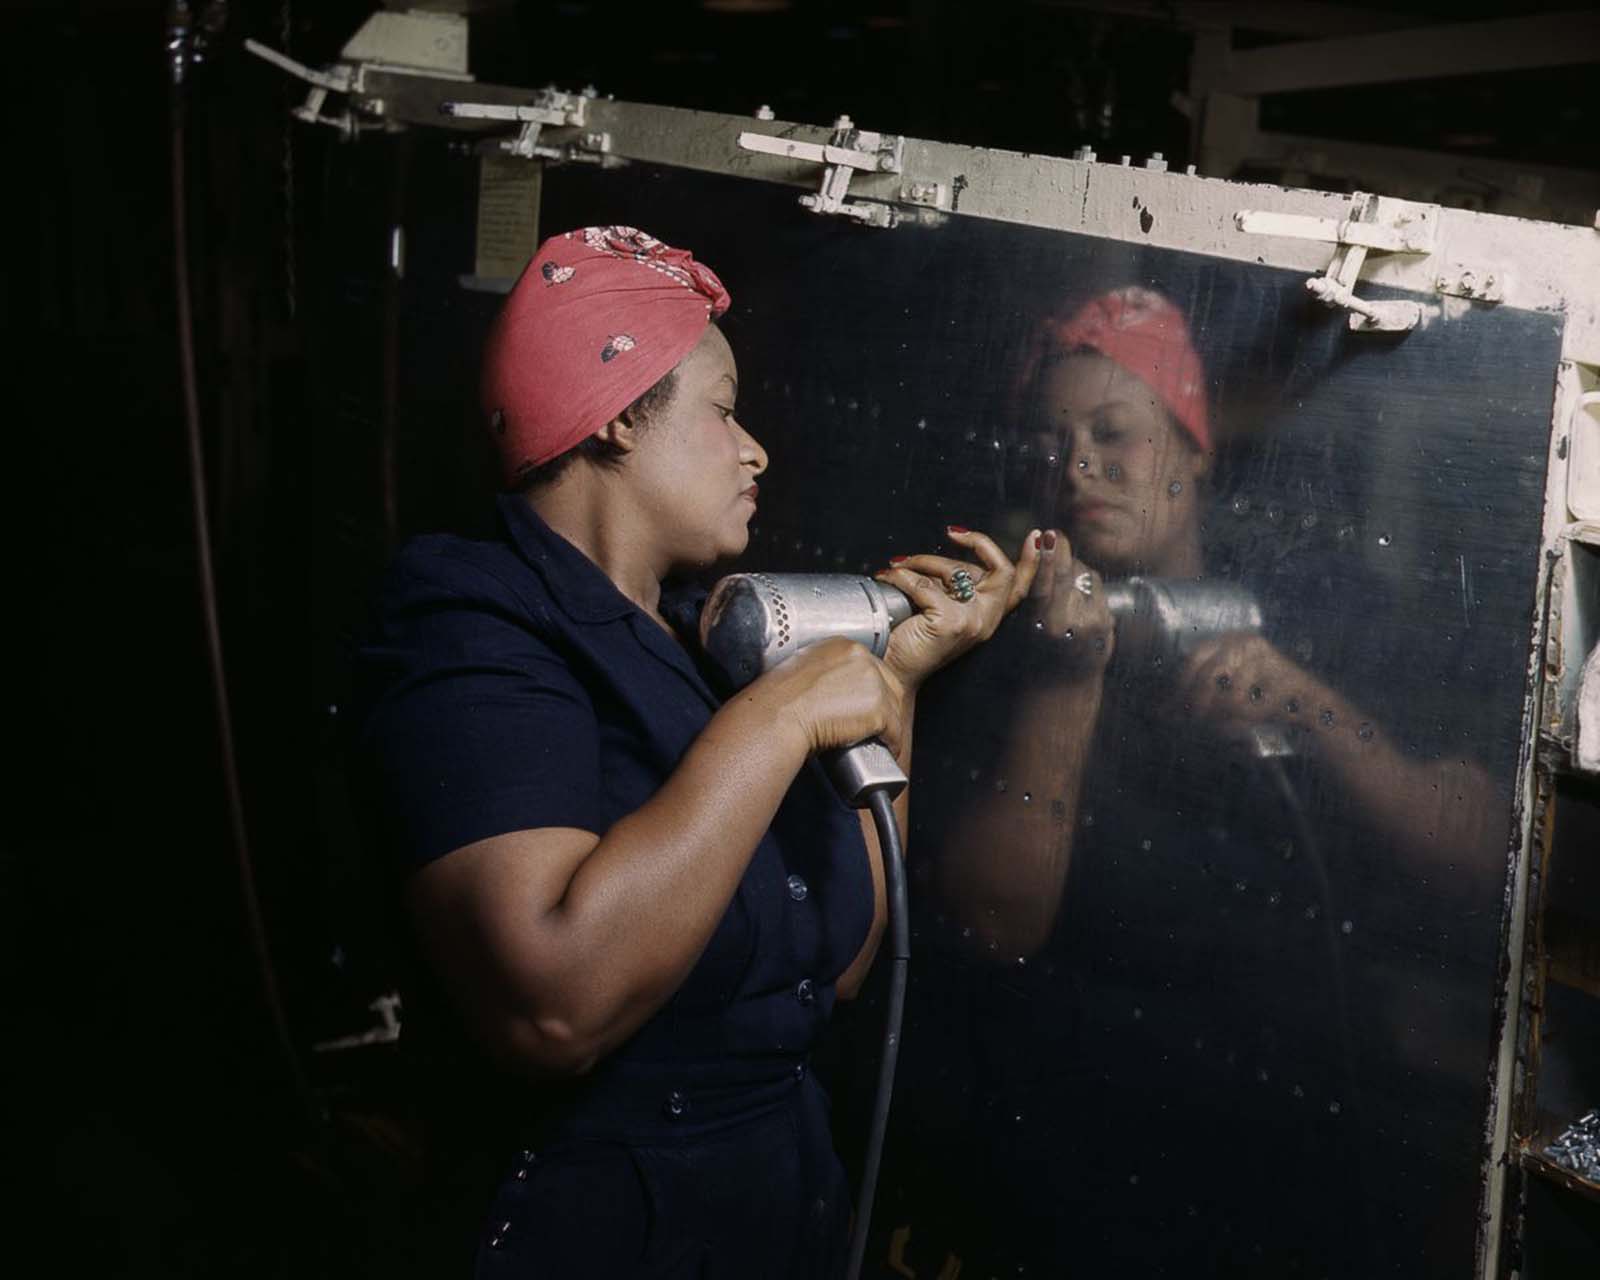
738;115;908;228
1236;192;1439;332
438;93;601;161
244;12;473;140
244;39;376;139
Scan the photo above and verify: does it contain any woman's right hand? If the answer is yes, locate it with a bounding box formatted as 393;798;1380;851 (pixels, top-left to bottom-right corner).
746;636;908;759
1025;529;1116;682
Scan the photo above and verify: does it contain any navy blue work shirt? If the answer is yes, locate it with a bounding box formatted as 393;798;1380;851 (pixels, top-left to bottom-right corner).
352;493;874;1275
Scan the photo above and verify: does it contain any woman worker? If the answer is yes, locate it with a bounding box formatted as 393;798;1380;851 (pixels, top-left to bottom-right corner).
352;225;1039;1278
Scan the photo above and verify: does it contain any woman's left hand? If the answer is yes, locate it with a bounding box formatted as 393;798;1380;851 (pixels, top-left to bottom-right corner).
875;526;1042;691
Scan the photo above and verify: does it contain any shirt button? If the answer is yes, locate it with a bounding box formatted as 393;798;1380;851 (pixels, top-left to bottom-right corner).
796;978;816;1006
664;1089;688;1119
786;874;808;902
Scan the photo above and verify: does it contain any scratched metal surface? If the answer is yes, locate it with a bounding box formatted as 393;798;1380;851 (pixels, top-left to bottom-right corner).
380;150;1562;1276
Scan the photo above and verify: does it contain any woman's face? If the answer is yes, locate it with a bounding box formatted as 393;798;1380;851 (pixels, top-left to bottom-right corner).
631;325;768;567
1031;352;1208;577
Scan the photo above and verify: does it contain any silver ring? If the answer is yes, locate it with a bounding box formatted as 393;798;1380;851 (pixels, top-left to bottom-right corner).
1074;572;1094;598
948;568;977;603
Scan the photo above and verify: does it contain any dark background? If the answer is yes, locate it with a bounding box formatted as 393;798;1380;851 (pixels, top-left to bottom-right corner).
8;1;1596;1275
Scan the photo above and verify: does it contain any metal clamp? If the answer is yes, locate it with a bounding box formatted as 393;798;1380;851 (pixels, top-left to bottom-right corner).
244;39;377;139
439;93;594;160
738;115;906;228
247;10;475;139
1236;192;1438;332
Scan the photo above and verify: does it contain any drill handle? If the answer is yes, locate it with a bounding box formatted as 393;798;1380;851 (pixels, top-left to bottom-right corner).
822;739;908;808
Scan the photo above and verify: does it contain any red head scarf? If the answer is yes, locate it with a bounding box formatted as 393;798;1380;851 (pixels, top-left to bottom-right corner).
1020;286;1210;450
481;226;731;485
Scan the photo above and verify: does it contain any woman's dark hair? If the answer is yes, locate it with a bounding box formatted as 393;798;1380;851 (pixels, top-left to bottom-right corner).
514;365;680;493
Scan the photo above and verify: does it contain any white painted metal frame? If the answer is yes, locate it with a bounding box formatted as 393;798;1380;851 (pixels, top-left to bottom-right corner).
556;100;1600;363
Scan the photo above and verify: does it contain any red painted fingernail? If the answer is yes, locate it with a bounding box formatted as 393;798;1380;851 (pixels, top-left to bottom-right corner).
1043;531;1058;550
889;555;909;565
947;524;970;534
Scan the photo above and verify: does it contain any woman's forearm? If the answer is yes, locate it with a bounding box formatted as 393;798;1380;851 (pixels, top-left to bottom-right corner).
415;636;910;1076
934;680;1103;957
1303;702;1501;870
540;690;817;1059
414;687;818;1077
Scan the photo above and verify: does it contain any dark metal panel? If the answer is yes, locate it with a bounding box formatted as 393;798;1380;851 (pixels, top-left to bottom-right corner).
535;159;1560;1277
358;151;1559;1274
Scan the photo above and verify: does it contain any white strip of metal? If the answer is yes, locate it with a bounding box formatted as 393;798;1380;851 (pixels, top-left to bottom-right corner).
1235;204;1438;253
736;131;898;173
440;99;586;128
243;38;353;94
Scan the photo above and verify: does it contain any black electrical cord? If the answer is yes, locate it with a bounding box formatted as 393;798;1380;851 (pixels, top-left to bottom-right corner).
1261;753;1375;1262
1262;756;1358;1105
844;786;910;1280
170;16;317;1124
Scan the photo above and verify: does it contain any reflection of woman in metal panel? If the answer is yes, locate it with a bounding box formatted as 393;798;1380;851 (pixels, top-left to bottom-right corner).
352;226;1036;1278
901;285;1503;1275
936;286;1494;957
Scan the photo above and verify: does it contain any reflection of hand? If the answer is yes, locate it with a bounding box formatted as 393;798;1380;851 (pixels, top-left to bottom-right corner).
1175;633;1334;745
1025;529;1116;682
874;526;1041;691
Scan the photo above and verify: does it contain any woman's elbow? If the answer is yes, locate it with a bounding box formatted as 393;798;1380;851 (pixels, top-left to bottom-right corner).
489;1009;607;1077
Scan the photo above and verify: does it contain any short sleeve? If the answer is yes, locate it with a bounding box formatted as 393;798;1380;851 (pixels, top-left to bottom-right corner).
353;547;603;869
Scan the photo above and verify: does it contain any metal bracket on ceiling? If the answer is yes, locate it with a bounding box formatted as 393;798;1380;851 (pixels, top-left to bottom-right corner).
437;92;605;162
245;10;473;140
244;39;377;139
1235;192;1439;332
737;115;909;228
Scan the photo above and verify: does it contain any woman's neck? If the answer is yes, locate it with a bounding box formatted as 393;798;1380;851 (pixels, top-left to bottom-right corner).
525;479;667;620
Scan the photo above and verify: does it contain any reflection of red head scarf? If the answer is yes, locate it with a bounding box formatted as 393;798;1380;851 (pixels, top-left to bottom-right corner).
481;225;731;485
1019;286;1210;450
